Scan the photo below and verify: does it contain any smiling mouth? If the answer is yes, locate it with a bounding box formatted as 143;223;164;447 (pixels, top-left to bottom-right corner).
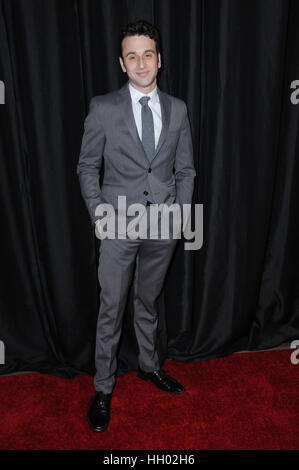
137;71;149;76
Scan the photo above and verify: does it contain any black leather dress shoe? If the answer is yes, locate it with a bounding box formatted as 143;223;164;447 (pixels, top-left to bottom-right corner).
87;391;112;432
137;367;185;394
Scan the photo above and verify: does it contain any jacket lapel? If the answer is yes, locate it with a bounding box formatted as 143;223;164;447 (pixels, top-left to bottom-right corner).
117;80;171;165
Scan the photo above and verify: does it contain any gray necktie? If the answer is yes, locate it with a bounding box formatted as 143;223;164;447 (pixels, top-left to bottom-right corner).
139;96;155;162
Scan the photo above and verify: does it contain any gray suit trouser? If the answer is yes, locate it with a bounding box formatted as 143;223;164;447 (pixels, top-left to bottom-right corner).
94;206;178;393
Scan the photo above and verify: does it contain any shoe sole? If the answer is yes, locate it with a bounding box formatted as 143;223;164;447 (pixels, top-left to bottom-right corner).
87;414;109;432
137;372;185;393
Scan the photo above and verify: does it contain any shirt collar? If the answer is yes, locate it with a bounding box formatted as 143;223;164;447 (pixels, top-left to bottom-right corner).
128;81;159;105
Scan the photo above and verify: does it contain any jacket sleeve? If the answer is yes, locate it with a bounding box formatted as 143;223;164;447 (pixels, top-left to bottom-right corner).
76;97;106;225
174;102;196;208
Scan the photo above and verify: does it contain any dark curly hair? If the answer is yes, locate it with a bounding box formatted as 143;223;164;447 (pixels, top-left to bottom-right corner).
119;19;161;59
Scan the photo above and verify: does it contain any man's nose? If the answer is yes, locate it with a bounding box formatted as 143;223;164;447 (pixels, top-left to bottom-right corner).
137;57;145;68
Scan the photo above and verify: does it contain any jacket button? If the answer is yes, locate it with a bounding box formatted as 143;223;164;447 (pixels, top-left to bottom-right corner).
148;168;152;173
144;191;148;196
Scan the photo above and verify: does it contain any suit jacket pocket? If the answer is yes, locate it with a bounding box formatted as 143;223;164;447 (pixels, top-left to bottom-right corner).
167;183;176;197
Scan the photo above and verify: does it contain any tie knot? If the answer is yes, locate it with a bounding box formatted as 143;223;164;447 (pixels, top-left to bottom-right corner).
139;96;151;106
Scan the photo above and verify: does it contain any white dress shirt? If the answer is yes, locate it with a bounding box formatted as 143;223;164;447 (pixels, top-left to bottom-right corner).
128;82;162;149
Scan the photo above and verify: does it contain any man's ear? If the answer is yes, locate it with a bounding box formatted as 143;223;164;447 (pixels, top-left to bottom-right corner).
119;56;126;73
158;53;161;68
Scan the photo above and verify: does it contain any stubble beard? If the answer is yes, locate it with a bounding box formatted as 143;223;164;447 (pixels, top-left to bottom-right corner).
129;71;157;90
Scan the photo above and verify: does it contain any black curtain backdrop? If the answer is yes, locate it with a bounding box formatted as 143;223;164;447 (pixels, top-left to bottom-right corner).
0;0;298;379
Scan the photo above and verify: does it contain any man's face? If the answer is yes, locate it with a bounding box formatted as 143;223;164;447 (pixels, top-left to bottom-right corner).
119;35;161;93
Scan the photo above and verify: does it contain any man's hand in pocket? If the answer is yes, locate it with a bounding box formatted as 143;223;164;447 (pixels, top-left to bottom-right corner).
95;219;103;234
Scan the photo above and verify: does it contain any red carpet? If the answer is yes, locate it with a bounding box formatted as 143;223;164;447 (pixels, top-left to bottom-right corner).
0;349;298;450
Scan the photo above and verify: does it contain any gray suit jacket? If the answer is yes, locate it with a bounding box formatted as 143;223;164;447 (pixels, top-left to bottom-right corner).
77;80;196;228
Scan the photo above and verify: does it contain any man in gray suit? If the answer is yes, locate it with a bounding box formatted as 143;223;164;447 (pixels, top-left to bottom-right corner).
77;20;196;432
